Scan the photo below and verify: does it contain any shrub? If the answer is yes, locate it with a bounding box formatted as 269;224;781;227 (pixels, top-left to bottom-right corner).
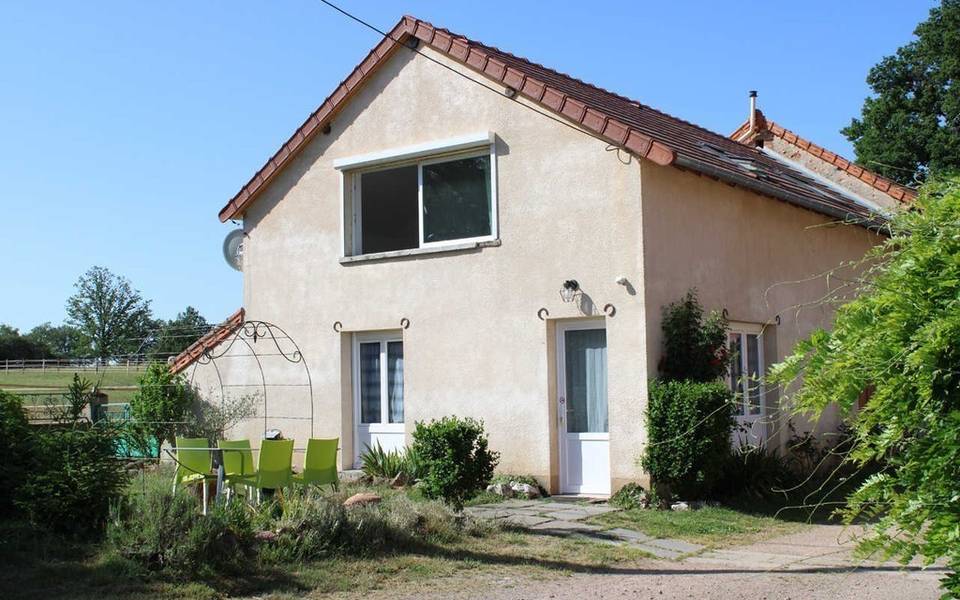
16;422;126;535
770;177;960;595
258;488;466;563
360;442;409;480
659;289;729;382
609;482;658;510
129;362;193;457
715;443;795;501
411;416;499;509
0;391;37;517
107;469;253;574
641;380;734;499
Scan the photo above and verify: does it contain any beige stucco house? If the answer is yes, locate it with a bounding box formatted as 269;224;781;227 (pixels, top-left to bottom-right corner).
172;16;914;496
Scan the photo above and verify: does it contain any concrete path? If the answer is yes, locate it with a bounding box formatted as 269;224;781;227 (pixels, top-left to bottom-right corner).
353;522;946;600
465;499;706;559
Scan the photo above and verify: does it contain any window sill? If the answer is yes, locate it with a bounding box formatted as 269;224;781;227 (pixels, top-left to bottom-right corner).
339;239;500;265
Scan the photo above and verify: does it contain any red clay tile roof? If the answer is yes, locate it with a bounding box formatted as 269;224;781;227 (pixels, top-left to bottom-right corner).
169;308;245;374
731;110;917;204
219;15;885;227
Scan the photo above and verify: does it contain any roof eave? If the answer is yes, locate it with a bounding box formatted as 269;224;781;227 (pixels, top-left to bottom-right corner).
673;154;889;233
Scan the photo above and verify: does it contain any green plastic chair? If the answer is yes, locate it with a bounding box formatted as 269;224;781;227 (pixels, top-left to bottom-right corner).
292;438;340;490
173;437;216;514
218;439;257;498
251;439;294;499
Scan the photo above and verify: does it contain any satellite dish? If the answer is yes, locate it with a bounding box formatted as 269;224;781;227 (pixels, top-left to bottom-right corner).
222;229;245;271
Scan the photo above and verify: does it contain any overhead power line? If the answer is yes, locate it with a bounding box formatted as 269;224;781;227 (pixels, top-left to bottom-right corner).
314;0;633;156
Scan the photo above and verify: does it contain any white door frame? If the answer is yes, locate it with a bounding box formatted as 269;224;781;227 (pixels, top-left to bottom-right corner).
352;331;405;467
556;318;610;495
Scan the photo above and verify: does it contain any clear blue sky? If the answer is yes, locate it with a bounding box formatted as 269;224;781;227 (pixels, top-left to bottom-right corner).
0;0;935;332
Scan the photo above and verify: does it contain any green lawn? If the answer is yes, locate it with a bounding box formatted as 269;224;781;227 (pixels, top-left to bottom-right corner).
0;515;651;600
590;506;803;548
0;369;142;404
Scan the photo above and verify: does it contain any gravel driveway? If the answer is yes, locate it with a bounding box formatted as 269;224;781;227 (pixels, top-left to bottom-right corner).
352;524;946;600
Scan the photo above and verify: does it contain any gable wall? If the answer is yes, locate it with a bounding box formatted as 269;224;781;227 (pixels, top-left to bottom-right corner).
217;46;650;490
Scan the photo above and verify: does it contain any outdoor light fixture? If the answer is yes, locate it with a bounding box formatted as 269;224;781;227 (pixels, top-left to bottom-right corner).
559;280;580;303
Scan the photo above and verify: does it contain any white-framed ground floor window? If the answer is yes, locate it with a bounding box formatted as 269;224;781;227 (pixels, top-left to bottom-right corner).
727;325;766;446
353;332;405;466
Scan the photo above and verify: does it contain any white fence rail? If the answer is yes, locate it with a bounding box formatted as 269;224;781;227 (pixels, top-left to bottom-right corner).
2;358;152;372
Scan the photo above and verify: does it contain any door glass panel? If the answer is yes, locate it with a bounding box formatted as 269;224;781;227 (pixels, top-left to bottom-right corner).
746;334;762;415
728;334;744;415
422;155;492;243
387;341;404;423
359;342;381;424
564;328;608;433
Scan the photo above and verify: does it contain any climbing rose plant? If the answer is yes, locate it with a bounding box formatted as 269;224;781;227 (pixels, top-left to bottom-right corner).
770;176;960;596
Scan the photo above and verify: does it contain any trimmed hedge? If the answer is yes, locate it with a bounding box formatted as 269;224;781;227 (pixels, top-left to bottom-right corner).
641;379;734;499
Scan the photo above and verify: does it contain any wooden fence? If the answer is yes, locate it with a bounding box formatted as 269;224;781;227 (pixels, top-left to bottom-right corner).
2;358;152;372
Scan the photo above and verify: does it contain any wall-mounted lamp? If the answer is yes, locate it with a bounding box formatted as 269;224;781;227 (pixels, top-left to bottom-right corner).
559;279;580;303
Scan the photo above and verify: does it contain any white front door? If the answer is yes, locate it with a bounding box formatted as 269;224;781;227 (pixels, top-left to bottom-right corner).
557;320;610;495
728;329;766;446
353;333;405;467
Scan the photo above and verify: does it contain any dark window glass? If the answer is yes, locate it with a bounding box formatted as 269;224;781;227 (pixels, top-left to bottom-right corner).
360;165;418;253
422;155;491;243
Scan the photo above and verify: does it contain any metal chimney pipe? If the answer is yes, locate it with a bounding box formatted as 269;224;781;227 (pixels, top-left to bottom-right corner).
749;90;758;132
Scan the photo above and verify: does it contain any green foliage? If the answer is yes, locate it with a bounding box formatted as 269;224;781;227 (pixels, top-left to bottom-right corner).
181;393;258;445
360;442;412;480
659;289;729;382
411;416;499;509
609;482;656;510
148;306;210;362
108;472;253;575
0;392;37;517
129;362;193;456
66;266;153;360
770;176;960;595
641;379;734;499
16;423;126;535
843;1;960;185
25;322;86;359
0;323;53;361
715;444;794;501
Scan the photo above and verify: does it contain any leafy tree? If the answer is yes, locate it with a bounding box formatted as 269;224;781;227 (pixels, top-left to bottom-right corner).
26;322;86;359
0;324;53;361
66;266;153;361
129;362;193;457
771;176;960;595
149;306;210;361
658;289;730;382
843;1;960;185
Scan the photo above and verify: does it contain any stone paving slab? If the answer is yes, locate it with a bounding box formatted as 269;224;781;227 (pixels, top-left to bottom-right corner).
504;514;552;527
530;519;602;532
495;500;541;508
645;537;704;554
606;527;654;544
633;543;684;559
544;510;593;521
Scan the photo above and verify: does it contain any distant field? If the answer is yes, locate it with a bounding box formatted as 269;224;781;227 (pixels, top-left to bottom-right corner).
0;369;141;404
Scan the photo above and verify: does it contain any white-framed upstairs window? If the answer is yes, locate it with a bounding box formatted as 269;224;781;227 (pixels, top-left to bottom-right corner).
334;132;498;257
